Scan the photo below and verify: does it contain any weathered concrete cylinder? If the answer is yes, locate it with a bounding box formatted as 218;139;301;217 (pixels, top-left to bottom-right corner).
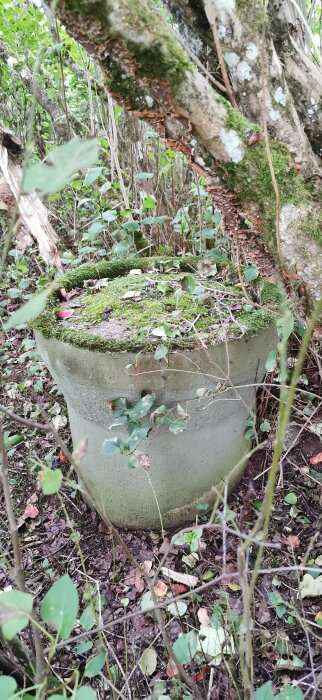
35;328;274;528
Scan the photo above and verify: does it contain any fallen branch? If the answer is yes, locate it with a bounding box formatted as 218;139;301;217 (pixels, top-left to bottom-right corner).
0;125;61;268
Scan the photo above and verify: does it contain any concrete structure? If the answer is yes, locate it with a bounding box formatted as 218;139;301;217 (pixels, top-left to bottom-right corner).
35;326;274;528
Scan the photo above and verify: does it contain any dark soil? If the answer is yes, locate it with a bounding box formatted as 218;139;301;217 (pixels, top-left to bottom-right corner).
1;324;322;699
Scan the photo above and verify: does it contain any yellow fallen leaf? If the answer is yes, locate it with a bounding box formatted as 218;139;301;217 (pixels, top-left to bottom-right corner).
315;611;322;626
227;582;241;592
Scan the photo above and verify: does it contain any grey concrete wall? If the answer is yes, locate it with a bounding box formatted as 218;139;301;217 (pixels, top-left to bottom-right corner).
35;327;275;528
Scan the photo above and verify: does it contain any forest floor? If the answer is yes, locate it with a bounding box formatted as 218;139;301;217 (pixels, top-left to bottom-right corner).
1;268;322;699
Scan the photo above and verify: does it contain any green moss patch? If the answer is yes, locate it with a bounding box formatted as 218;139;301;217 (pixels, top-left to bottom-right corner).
32;257;280;353
223;137;309;249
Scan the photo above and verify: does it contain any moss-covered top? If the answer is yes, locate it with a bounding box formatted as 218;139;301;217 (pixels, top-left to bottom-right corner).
32;257;281;353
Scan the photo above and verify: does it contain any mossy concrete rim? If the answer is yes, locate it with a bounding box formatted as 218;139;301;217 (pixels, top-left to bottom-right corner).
32;256;280;353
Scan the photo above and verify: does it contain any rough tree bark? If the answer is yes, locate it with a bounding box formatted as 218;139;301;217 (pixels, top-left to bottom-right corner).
56;0;322;304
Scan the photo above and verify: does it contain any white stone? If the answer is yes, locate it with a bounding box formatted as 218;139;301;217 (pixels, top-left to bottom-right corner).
224;52;239;68
218;24;227;38
246;42;259;62
274;87;287;106
220;128;244;163
269;108;280;122
236;61;252;81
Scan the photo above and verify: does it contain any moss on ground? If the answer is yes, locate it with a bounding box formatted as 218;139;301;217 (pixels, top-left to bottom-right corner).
32;257;280;353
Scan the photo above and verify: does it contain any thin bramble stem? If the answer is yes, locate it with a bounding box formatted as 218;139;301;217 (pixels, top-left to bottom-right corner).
0;421;47;696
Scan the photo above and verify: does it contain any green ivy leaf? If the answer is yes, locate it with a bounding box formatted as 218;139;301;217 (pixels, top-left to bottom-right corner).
40;467;63;495
84;652;107;678
83;167;103;186
154;344;168;360
4;432;24;448
141;215;167;225
284;492;297;505
128;394;155;421
168;418;187;434
0;589;33;640
128;455;140;469
121;221;140;231
0;675;17;699
139;646;157;676
172;630;198;664
4;283;55;331
265;350;277;373
102;210;117;222
135;172;154;180
254;681;274;700
180;274;197;294
143;194;157;209
79;604;96;631
167;601;188;617
23;138;100;195
74;687;97;700
276;311;294;341
40;574;79;639
194;228;216;239
101;437;122;457
244;264;259;283
260;420;271;433
76;641;94;655
276;687;303;700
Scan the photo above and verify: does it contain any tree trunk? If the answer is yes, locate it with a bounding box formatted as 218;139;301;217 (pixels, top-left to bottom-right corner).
56;0;322;305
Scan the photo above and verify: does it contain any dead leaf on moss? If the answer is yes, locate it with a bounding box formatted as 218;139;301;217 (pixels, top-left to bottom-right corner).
57;309;74;320
122;290;141;300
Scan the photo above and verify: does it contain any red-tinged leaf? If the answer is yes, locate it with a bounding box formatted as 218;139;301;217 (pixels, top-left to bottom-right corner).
248;132;263;146
59;450;69;464
153;580;168;597
194;666;210;682
73;438;88;463
56;309;74;320
310;452;322;465
288;161;301;174
60;288;81;301
166;659;178;677
282;270;299;281
172;584;187;595
286;535;301;547
24;504;39;519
